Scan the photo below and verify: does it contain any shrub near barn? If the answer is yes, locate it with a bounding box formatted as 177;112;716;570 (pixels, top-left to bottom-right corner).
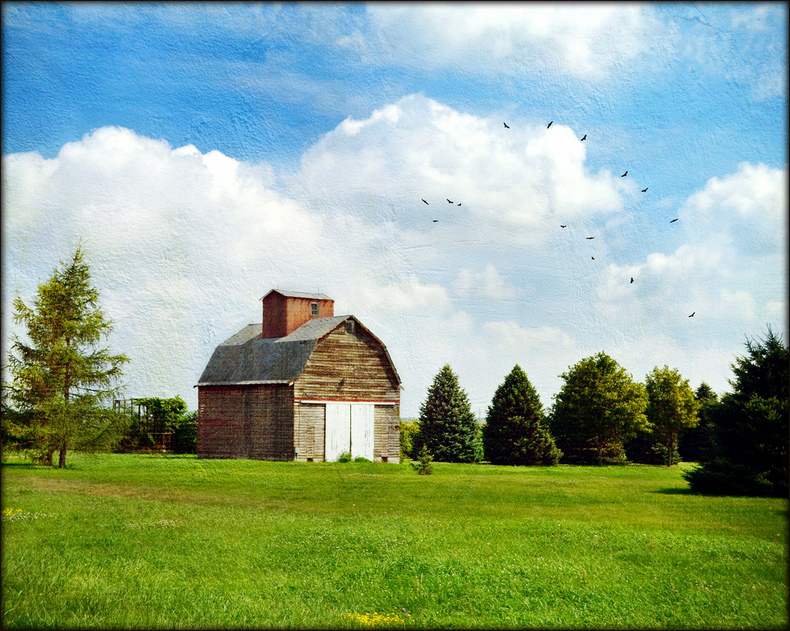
116;396;197;454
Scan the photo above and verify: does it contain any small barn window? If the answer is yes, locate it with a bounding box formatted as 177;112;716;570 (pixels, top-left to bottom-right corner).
310;302;319;316
345;320;355;335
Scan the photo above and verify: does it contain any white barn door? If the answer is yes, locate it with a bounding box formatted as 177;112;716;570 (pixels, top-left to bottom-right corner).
350;404;374;461
325;403;351;462
324;403;374;462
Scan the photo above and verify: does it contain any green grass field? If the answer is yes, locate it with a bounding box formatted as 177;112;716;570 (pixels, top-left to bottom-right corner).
1;454;787;629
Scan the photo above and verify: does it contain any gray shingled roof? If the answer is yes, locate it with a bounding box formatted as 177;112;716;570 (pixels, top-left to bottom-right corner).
260;289;332;301
197;315;402;387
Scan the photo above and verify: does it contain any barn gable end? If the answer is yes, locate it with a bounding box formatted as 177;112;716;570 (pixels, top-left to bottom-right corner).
294;321;401;403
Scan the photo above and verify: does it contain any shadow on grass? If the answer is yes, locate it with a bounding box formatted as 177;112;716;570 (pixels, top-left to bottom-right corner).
653;486;696;495
1;460;47;470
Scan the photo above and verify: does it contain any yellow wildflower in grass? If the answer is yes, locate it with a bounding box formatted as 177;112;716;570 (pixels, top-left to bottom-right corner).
346;612;406;628
2;508;24;519
2;508;53;521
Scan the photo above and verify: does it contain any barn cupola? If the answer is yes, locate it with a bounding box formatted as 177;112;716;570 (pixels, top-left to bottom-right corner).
261;290;334;339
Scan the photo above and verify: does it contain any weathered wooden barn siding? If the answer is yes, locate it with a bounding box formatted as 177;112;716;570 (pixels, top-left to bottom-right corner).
294;324;400;402
263;293;334;338
198;386;248;458
294;402;325;461
198;385;294;460
246;385;295;460
374;404;401;464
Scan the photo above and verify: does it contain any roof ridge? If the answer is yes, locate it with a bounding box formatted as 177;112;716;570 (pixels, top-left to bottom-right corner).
261;289;332;301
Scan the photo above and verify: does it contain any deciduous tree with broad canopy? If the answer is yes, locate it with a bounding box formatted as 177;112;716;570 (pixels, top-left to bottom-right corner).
644;366;699;466
415;364;482;463
683;328;789;497
4;244;129;467
483;365;561;466
549;352;648;466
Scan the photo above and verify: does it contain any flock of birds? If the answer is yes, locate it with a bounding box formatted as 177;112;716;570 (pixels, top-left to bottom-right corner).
418;119;695;318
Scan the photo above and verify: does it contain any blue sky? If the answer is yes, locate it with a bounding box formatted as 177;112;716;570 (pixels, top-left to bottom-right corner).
2;3;787;417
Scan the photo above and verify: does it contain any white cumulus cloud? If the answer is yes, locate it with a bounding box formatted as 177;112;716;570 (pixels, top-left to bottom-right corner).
291;93;624;248
366;4;659;80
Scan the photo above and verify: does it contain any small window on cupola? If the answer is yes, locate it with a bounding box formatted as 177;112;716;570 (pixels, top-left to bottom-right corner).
310;302;319;316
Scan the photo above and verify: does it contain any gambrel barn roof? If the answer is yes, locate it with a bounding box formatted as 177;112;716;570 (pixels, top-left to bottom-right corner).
197;315;401;387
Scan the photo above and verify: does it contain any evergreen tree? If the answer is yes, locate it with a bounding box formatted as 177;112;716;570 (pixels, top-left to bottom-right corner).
678;383;718;463
549;352;648;466
644;366;699;466
684;328;789;496
4;244;129;467
411;445;434;475
483;365;560;465
416;365;482;463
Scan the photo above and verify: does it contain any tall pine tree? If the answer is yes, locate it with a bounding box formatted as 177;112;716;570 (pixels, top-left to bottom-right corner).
483;365;560;465
416;365;482;463
5;244;129;467
683;328;788;496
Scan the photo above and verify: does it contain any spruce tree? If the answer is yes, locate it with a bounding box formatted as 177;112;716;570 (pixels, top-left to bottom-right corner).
683;328;789;496
483;365;561;465
5;244;129;467
416;365;482;463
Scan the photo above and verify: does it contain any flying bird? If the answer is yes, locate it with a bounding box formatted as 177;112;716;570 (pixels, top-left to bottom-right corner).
630;277;634;284
621;171;628;177
689;312;695;317
503;122;510;129
422;199;429;205
641;188;648;192
447;199;453;204
581;134;586;141
432;219;438;223
670;218;679;223
586;236;595;240
547;121;553;128
560;225;567;228
591;257;595;260
457;203;462;206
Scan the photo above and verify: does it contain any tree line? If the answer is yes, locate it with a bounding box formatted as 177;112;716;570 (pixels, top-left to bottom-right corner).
402;329;788;497
3;245;787;497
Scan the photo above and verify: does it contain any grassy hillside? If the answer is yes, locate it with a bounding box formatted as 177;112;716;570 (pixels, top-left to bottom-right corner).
2;454;787;629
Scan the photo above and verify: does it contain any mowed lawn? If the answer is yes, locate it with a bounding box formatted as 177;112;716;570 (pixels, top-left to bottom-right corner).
1;454;787;629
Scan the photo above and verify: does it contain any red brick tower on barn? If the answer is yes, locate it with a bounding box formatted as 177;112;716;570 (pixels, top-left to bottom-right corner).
262;290;334;338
